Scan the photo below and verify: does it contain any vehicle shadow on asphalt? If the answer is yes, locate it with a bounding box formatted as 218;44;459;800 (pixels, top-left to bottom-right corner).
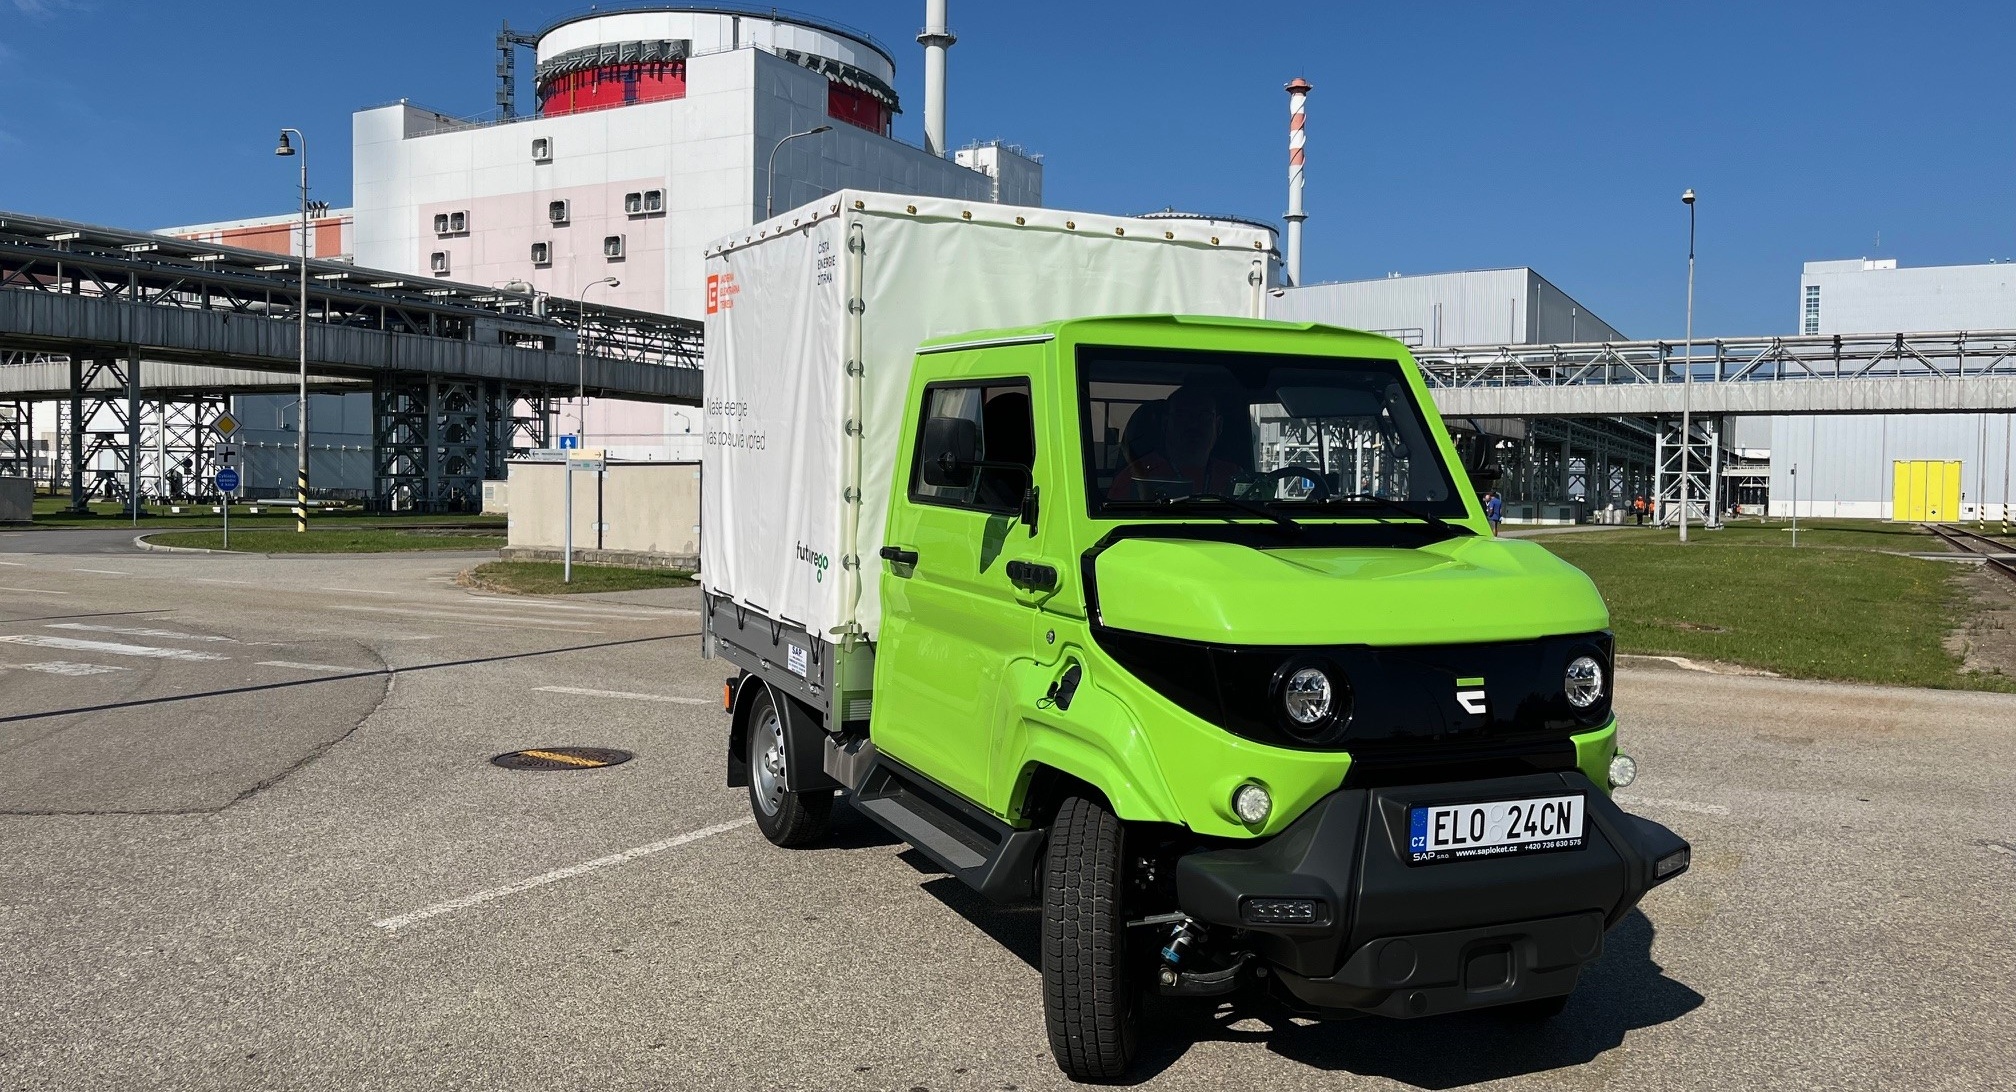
905;854;1702;1089
1129;909;1702;1086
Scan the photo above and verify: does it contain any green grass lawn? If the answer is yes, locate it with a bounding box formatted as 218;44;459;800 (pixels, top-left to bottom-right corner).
1542;519;2014;691
30;495;504;531
146;528;506;553
464;561;695;595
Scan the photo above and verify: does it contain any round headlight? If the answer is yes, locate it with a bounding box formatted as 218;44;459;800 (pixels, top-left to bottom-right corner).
1565;656;1604;708
1233;782;1273;826
1608;753;1638;788
1283;667;1334;725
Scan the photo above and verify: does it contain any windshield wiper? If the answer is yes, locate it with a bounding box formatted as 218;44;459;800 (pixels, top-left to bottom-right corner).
1162;492;1302;532
1327;493;1467;536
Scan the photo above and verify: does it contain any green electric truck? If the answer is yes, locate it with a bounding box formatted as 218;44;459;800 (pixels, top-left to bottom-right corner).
700;195;1688;1081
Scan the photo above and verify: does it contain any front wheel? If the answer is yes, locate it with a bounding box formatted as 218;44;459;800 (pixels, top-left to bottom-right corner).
744;686;832;847
1042;795;1140;1081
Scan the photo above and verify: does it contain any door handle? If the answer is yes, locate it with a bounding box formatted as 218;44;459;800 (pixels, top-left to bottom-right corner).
879;545;919;566
1005;559;1058;591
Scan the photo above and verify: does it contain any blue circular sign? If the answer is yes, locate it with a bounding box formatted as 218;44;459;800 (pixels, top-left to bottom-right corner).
214;467;240;493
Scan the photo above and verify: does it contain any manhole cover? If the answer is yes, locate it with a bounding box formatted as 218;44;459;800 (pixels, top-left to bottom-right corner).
491;747;633;771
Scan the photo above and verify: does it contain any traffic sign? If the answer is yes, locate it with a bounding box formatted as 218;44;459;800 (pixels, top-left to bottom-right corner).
214;442;241;465
210;412;242;440
215;467;240;493
558;434;580;450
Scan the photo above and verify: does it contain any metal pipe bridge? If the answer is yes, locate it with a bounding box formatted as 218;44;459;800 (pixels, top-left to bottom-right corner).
0;210;701;511
1414;331;2016;526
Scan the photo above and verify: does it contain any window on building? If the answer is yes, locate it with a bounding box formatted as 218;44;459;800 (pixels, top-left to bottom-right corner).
1803;285;1821;335
603;234;626;260
624;191;643;215
448;210;467;233
549;200;570;225
531;137;552;162
429;251;450;275
432;213;450;235
530;241;551;266
643;189;664;213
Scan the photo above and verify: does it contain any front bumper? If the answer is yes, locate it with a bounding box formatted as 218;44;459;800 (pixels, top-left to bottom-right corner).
1174;772;1688;1017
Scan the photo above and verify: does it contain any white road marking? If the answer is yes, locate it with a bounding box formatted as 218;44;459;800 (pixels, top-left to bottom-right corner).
317;587;402;596
0;634;229;661
0;586;69;595
533;685;712;705
0;560;25;566
463;596;665;618
1625;795;1732;816
47;623;235;642
257;660;371;673
3;661;130;677
71;568;129;576
195;578;251;585
372;818;753;931
333;604;596;629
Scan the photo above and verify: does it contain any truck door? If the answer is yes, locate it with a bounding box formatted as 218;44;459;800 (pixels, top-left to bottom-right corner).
875;375;1053;807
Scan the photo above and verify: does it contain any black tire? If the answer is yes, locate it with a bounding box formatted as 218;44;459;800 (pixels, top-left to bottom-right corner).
1042;795;1140;1081
1499;994;1571;1022
744;686;832;847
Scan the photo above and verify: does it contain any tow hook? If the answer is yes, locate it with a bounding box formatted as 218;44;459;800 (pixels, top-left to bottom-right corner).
1151;917;1250;997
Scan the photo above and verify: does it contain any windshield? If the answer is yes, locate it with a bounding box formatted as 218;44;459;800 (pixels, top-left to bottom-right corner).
1079;345;1465;520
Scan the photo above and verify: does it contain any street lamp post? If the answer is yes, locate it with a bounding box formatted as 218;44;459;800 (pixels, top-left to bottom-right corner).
766;124;833;218
1679;188;1696;544
275;129;309;531
575;276;621;446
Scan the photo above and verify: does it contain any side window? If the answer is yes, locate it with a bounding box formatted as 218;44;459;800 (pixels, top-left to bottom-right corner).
909;380;1035;512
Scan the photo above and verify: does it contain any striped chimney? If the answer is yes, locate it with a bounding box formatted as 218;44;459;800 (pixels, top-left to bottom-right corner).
1284;77;1312;287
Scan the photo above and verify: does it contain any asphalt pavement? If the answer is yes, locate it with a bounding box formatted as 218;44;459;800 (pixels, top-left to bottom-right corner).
0;526;2011;1091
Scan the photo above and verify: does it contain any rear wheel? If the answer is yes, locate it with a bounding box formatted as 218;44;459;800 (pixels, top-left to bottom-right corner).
1042;795;1140;1081
744;686;832;847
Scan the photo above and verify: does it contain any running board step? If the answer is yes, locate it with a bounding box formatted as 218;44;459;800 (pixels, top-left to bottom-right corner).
853;758;1046;904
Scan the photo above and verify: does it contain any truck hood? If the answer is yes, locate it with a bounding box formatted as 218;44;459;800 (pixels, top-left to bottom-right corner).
1091;533;1608;645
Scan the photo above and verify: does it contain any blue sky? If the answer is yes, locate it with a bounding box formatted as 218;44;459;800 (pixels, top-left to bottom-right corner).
3;0;2012;338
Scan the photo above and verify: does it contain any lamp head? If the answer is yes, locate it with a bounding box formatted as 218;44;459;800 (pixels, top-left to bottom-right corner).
602;277;620;288
1681;188;1696;205
274;131;296;157
810;125;833;135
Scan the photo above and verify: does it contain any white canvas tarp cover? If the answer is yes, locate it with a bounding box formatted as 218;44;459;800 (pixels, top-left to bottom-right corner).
702;191;1273;642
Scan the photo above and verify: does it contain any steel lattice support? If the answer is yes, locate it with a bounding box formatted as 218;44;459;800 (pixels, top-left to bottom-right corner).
374;376;552;512
0;399;27;479
140;397;225;502
1654;416;1724;528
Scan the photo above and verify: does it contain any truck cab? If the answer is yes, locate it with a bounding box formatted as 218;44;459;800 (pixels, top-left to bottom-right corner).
714;315;1687;1081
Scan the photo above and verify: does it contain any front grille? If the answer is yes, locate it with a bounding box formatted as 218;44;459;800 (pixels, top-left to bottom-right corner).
1095;627;1612;754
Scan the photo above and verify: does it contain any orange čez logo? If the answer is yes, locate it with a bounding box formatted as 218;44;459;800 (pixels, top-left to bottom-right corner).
706;272;737;314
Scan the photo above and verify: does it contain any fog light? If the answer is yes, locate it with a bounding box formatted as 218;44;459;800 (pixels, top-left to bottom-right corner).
1242;897;1323;925
1608;753;1638;788
1655;847;1690;881
1232;782;1272;826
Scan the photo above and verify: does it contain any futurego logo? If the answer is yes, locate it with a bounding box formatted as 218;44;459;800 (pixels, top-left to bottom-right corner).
795;541;831;583
1455;676;1489;716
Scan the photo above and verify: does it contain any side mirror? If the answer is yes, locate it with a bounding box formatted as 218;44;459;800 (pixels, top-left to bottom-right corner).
920;415;979;488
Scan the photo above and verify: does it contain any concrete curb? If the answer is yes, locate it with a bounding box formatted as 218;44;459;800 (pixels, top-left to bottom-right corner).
133;534;218;554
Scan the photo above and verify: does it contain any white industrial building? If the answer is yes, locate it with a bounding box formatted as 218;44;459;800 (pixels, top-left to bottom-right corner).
1268;267;1628;348
151;5;1043;486
1773;258;2016;519
348;6;1040;464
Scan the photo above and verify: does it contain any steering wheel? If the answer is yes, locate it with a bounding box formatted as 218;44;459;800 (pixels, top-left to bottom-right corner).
1258;465;1331;501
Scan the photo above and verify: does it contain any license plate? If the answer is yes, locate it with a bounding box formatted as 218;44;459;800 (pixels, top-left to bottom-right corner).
1407;794;1586;865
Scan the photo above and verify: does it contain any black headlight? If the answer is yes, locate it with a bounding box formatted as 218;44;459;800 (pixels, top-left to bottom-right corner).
1270;658;1352;743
